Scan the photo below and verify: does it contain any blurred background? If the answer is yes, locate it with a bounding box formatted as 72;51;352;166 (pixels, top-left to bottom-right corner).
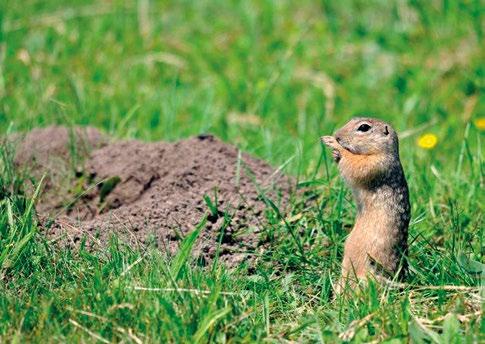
1;0;483;174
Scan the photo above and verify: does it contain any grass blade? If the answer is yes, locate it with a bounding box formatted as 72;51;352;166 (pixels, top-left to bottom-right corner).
193;306;231;344
170;216;207;279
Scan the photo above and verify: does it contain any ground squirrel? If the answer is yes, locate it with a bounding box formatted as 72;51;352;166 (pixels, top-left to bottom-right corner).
321;117;410;292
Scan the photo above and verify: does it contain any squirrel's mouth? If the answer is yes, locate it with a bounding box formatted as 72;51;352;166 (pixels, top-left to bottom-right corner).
337;140;359;155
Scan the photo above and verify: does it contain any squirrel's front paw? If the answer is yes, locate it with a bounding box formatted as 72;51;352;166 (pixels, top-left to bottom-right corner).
332;149;341;163
321;135;339;149
321;136;342;163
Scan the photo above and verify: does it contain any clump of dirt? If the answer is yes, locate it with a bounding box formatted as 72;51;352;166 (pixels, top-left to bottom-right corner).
14;127;292;267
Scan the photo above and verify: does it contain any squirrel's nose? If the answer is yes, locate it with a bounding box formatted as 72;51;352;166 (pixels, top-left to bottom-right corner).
336;136;342;144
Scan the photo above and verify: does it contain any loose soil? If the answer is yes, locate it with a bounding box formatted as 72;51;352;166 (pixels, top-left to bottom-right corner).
13;126;292;267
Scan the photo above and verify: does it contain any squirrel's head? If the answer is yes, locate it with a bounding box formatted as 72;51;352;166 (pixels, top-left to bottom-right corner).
334;117;399;156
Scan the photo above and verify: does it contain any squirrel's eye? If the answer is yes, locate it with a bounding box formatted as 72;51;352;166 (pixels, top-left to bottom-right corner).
357;124;371;132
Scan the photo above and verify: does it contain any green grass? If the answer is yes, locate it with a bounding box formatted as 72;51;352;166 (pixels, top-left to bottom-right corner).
1;0;484;342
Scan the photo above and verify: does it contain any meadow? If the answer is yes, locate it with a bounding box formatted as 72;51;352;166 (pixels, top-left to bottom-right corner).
1;0;484;342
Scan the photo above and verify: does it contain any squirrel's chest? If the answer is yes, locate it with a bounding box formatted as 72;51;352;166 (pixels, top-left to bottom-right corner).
351;206;400;252
354;208;390;237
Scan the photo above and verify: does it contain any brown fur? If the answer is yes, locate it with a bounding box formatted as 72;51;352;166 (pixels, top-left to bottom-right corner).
321;117;410;293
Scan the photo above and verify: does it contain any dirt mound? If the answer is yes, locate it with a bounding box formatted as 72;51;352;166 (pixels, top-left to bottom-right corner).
15;127;292;266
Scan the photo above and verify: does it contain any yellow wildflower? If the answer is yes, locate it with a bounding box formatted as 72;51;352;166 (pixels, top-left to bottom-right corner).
417;133;438;149
474;118;485;131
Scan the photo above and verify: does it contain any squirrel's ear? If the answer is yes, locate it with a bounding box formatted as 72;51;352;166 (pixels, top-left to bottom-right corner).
383;126;389;136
